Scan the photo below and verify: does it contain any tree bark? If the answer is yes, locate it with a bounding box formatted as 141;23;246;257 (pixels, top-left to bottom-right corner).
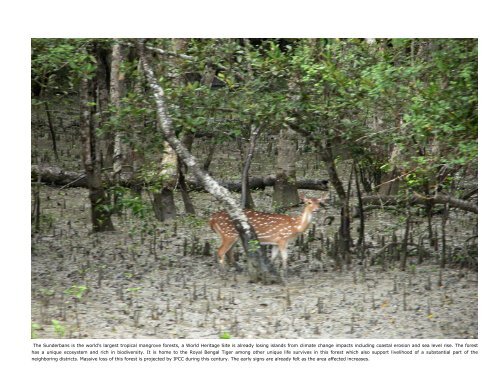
79;75;114;232
202;140;217;171
272;128;300;209
110;41;125;182
43;100;59;162
36;86;59;162
151;39;198;221
136;39;279;284
178;133;196;215
173;38;196;215
315;142;351;257
241;125;260;209
354;164;365;251
153;187;176;221
319;150;347;201
94;44;113;170
378;167;401;196
153;142;178;221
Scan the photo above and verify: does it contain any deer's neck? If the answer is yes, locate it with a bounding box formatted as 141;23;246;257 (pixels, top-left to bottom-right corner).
295;206;314;233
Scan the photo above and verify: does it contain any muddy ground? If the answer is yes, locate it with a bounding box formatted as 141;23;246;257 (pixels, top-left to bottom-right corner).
31;185;478;339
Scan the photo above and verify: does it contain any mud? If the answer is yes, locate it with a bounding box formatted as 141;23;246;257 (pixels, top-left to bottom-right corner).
31;186;477;339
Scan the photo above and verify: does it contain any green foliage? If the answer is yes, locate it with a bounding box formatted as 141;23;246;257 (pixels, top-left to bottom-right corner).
31;39;98;95
109;186;152;219
64;285;87;300
123;195;150;218
265;38;477;195
32;213;55;232
32;38;476;202
39;288;55;297
31;323;42;339
248;239;261;253
125;287;143;293
51;319;66;338
219;331;232;339
180;214;206;229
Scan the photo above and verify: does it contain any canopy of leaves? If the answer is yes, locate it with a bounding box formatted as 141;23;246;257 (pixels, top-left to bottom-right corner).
32;38;477;195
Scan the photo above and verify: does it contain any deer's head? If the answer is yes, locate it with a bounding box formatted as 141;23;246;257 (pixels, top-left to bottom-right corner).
300;194;327;212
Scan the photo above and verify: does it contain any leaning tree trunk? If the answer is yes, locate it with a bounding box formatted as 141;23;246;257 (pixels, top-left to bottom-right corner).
79;75;114;232
136;39;279;284
272;127;300;209
152;39;197;221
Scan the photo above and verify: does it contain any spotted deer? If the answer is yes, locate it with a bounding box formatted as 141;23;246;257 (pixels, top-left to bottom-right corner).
209;196;325;274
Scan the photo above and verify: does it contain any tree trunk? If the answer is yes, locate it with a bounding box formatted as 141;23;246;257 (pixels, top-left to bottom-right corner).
110;41;125;182
378;126;404;196
94;44;113;171
32;156;42;232
36;86;59;162
152;39;196;221
43;100;59;162
320;150;346;201
272;128;300;209
378;167;401;196
153;141;178;221
79;75;114;232
400;204;411;271
174;38;196;215
153;187;176;221
110;41;126;214
354;164;365;253
241;125;260;209
286;113;351;256
129;57;147;196
318;147;351;257
202;140;217;171
137;39;279;284
340;164;354;260
178;133;196;215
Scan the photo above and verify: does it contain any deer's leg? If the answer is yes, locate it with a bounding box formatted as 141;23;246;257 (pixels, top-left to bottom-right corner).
226;245;235;266
278;241;289;279
217;237;238;266
271;245;280;262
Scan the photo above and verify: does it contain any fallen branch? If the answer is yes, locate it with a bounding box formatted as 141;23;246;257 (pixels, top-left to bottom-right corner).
32;165;476;213
31;165;329;192
31;165;89;188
